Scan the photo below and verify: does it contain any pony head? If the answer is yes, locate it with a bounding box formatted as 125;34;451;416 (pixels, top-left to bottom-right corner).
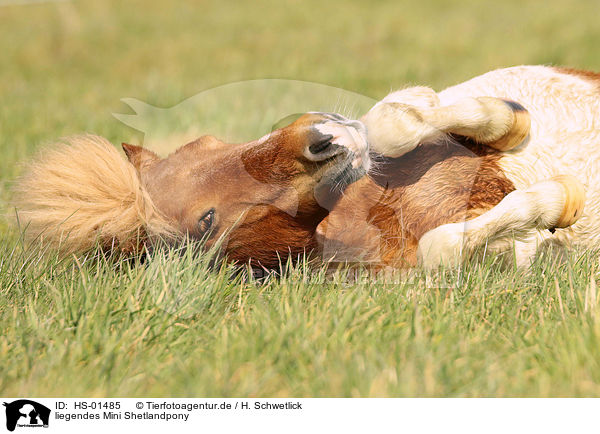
123;112;369;268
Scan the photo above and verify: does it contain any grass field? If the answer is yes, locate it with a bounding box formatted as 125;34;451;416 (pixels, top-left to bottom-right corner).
2;0;600;397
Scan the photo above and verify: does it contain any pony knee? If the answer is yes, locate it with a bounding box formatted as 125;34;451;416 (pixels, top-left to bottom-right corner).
417;221;466;269
362;102;442;157
361;87;442;158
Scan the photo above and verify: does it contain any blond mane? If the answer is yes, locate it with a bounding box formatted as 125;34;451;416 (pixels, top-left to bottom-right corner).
13;135;178;255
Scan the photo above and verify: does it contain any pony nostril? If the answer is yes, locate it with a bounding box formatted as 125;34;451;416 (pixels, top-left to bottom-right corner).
309;134;333;155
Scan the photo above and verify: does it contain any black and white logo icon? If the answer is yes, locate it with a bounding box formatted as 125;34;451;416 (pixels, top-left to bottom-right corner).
3;400;50;432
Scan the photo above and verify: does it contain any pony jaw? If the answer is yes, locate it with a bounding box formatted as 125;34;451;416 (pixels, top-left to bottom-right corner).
317;150;367;191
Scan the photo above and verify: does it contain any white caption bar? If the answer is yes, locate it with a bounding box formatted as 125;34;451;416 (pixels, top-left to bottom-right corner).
1;398;598;433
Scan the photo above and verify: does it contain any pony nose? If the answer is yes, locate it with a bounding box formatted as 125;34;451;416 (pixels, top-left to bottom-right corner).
305;134;348;162
308;134;334;156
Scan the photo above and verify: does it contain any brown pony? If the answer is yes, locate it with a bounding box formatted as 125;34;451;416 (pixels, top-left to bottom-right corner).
13;107;518;270
14;91;582;269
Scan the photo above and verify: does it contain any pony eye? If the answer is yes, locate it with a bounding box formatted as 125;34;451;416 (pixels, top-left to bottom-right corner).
198;208;215;234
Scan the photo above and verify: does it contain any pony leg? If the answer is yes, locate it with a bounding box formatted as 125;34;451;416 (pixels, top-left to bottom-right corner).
416;175;585;268
363;94;530;157
485;231;554;268
427;97;531;151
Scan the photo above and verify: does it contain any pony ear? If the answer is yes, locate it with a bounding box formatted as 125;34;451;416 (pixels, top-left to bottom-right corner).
122;143;159;172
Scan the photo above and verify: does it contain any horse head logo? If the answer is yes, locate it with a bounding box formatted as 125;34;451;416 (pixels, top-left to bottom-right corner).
3;400;50;432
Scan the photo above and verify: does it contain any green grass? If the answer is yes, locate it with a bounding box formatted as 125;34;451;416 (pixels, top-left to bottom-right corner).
3;0;600;397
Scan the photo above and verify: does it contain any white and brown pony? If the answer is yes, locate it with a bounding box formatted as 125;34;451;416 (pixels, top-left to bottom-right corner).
14;66;597;269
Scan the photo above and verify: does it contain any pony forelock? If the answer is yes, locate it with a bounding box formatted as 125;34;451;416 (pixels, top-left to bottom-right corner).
12;134;178;255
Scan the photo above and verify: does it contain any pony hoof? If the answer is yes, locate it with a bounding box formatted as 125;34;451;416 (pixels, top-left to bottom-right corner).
552;175;586;228
486;99;531;151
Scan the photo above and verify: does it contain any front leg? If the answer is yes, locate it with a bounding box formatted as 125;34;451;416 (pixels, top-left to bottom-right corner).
417;175;585;269
360;87;441;157
363;89;530;157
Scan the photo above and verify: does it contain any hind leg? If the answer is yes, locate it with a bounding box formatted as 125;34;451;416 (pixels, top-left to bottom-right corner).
417;175;585;268
484;231;555;268
362;89;530;157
